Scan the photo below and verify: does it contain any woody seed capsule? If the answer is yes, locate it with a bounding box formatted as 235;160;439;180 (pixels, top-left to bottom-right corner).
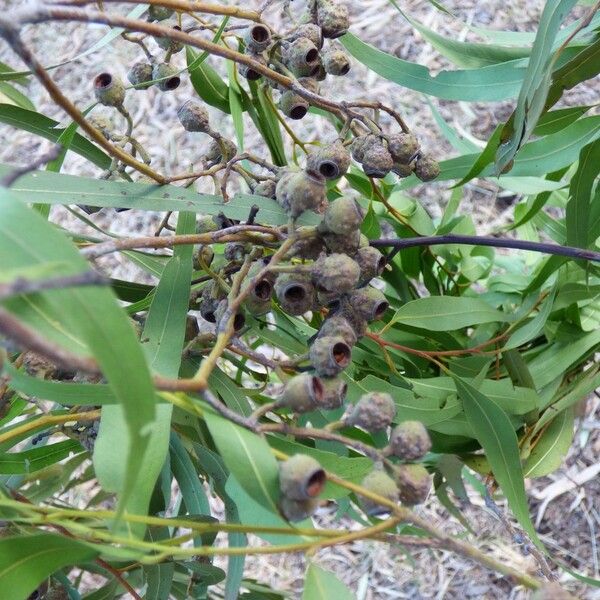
274;272;315;315
127;62;154;90
387;132;420;163
346;391;396;432
348;287;389;321
178;100;211;133
354;246;386;285
93;73;126;107
152;62;181;91
279;454;326;500
316;0;350;39
279;373;324;413
243;24;272;53
312;253;360;293
388;421;432;461
394;463;431;505
309;335;352;377
359;469;399;516
307;141;351;180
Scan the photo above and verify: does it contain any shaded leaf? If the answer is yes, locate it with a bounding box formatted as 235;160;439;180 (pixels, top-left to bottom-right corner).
302;564;355;600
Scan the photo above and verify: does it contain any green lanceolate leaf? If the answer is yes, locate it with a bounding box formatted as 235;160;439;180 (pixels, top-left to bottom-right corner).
0;190;157;517
453;377;543;548
0;165;319;226
302;564;355;600
523;407;574;478
204;411;280;514
0;533;98;600
0;83;35;111
566;139;600;248
495;0;578;173
0;105;110;169
0;440;82;474
387;295;509;331
342;33;527;102
187;47;230;113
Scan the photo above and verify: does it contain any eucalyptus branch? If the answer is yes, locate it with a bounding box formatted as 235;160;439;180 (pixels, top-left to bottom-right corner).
81;225;284;259
52;0;263;22
0;18;167;183
371;235;600;263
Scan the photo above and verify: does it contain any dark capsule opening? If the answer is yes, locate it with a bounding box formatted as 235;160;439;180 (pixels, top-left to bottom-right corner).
331;341;351;367
284;283;308;301
165;76;181;90
339;381;348;400
94;72;113;89
233;312;245;331
376;255;386;274
254;279;272;301
203;310;216;323
305;47;319;64
373;300;390;320
310;376;324;403
305;468;326;497
245;68;261;81
289;104;308;120
339;61;351;76
318;160;339;179
251;24;270;43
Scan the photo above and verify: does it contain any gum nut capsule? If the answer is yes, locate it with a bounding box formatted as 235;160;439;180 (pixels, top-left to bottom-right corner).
214;299;245;333
414;154;440;182
154;24;184;53
279;373;324;413
286;236;326;260
349;287;389;321
322;229;361;255
361;143;394;178
316;287;341;307
318;376;348;409
152;62;181;91
206;137;237;162
351;134;379;163
243;23;272;53
239;54;267;81
192;245;214;270
307;141;351;180
322;196;363;233
354;246;386;284
288;23;323;49
338;304;368;338
309;335;352;377
199;294;220;323
279;454;326;500
316;0;350;39
148;6;174;20
274;272;315;315
387;132;420;163
313;253;360;293
276;169;326;218
322;43;351;76
178;99;210;133
252;179;277;199
224;241;251;262
359;469;399;516
318;314;358;346
93;72;126;107
280;496;319;522
395;463;431;505
346;391;396;431
243;277;273;316
127;62;154;89
389;421;431;461
196;214;219;233
279;90;309;120
88;115;113;139
298;76;320;94
284;37;321;77
392;161;414;178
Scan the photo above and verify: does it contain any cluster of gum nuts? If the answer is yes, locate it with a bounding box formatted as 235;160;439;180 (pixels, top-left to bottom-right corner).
86;3;440;524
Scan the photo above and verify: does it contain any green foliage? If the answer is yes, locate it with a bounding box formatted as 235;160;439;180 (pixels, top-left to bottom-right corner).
0;0;598;598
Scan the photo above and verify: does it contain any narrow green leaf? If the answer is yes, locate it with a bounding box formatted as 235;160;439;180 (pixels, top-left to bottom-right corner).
0;83;35;111
523;407;574;477
0;105;110;169
505;287;556;349
533;105;591;136
0;533;98;600
0;440;82;474
387;296;509;331
204;411;280;514
495;0;578;172
0;165;318;226
187;47;230;113
302;564;355;600
145;527;175;600
453;377;543;548
566;138;600;248
342;33;527;102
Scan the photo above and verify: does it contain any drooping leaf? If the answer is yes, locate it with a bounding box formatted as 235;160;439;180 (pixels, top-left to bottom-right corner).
0;533;98;600
453;377;543;548
302;564;355;600
387;296;509;331
0;440;82;474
